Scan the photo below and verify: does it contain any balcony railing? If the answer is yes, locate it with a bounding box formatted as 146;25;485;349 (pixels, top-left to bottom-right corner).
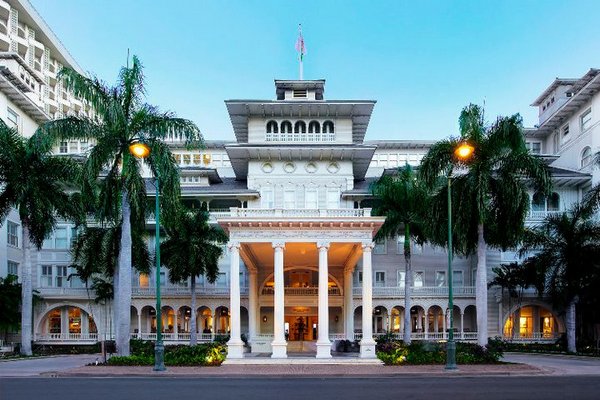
527;210;562;221
353;286;476;297
227;208;372;218
502;333;560;342
261;286;342;296
35;333;99;342
132;286;247;296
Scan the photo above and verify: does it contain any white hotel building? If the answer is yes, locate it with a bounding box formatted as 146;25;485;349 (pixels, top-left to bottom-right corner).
0;0;596;357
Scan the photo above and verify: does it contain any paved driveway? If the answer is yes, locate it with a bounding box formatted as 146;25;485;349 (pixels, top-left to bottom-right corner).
502;352;600;375
0;354;99;377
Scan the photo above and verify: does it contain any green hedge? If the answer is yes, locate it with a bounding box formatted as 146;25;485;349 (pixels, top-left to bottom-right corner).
107;340;226;366
376;340;503;365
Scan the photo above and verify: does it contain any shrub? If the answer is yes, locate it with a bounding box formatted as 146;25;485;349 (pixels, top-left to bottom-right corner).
107;340;227;366
376;340;503;365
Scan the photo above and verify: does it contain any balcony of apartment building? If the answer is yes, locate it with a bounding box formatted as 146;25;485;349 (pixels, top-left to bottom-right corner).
16;26;27;56
0;0;9;20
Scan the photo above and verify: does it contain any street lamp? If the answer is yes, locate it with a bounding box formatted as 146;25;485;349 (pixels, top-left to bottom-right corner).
129;140;166;372
446;142;474;370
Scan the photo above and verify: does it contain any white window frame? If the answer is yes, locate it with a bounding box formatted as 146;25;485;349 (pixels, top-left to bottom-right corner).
41;265;53;287
397;270;405;287
396;235;406;254
283;189;296;209
54;227;68;249
305;188;318;209
435;271;446;287
526;141;542;154
261;188;274;208
373;238;387;255
7;107;18;130
7;260;18;276
580;108;592;132
452;270;464;287
326;189;340;209
374;271;386;287
413;271;424;288
561;124;570;143
59;141;68;154
7;221;18;247
581;146;592;168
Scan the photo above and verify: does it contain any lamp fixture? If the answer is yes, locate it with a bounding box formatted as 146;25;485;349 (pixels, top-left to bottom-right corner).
263;316;268;323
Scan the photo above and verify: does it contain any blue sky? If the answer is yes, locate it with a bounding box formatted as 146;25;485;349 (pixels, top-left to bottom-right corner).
31;0;600;141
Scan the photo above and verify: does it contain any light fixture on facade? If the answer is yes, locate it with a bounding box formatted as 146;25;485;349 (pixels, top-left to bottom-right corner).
263;316;267;323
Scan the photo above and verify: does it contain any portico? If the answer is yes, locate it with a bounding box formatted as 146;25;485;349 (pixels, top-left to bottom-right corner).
218;208;384;359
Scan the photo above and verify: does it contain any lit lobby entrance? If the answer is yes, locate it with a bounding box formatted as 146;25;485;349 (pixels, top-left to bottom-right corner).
286;313;318;341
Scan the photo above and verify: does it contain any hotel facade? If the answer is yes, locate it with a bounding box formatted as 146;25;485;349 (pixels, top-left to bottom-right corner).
0;0;596;357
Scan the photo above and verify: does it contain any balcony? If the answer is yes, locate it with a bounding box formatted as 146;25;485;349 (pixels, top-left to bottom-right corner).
261;286;342;296
353;286;476;298
132;286;247;297
228;208;372;218
0;0;9;19
37;287;91;298
526;210;562;221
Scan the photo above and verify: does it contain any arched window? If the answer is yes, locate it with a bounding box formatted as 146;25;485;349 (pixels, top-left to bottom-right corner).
308;121;321;134
581;146;592;168
266;120;278;134
281;121;292;134
532;192;546;211
323;120;334;133
547;192;560;211
294;121;306;134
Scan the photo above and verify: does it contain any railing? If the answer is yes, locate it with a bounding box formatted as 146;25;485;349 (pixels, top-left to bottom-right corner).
527;210;562;221
132;286;247;296
353;286;476;297
227;208;373;218
337;332;479;341
35;333;99;342
130;332;221;342
36;287;91;297
261;286;342;296
502;333;559;342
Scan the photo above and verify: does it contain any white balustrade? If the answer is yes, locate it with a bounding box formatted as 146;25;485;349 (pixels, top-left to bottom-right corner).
527;210;562;221
352;286;476;297
261;286;341;296
227;208;372;219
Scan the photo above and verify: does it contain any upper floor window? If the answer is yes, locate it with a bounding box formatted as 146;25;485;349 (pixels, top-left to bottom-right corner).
294;121;306;134
581;146;592;168
283;189;296;209
7;107;18;131
435;271;446;287
7;260;18;276
452;270;464;287
281;121;293;134
308;121;320;134
532;191;560;212
413;271;424;287
580;108;592;132
261;188;274;208
266;120;279;134
326;189;339;209
374;271;385;287
7;221;18;247
561;124;570;143
305;188;318;209
526;142;542;154
373;238;386;254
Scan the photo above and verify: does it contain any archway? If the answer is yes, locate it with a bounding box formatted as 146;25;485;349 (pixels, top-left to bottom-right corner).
391;306;404;334
503;304;562;340
197;306;213;336
373;306;388;334
428;305;444;335
37;305;97;340
215;306;230;335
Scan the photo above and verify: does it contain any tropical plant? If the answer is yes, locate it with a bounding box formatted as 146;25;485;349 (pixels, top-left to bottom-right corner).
519;200;600;353
0;122;82;355
488;262;535;338
36;56;202;355
371;164;429;343
160;207;228;345
420;104;551;345
0;275;21;342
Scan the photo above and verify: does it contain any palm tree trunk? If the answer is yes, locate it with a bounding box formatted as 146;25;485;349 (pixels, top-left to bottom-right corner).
403;225;412;344
113;270;119;343
20;224;32;356
476;223;488;346
566;299;577;353
190;276;197;346
116;191;132;356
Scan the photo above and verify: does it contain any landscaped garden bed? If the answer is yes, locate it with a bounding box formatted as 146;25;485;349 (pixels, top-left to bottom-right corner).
107;340;226;366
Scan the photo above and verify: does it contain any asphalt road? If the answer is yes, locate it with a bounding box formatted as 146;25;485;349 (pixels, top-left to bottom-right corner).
2;376;600;400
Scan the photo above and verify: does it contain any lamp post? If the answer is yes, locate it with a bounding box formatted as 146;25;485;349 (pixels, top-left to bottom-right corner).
129;141;166;372
446;142;474;371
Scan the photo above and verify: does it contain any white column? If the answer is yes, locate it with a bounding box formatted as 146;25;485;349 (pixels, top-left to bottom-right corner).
460;311;465;340
360;242;376;358
433;310;439;333
137;310;142;338
344;269;354;340
443;309;447;339
271;242;287;358
316;241;332;358
248;270;258;341
424;309;429;339
227;241;244;358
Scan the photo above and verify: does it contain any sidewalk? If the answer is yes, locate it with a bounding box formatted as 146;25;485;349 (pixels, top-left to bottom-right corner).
54;362;544;377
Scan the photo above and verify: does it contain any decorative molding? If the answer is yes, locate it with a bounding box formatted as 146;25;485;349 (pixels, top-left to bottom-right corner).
272;242;286;250
316;241;330;250
361;242;375;251
230;229;373;242
228;241;241;251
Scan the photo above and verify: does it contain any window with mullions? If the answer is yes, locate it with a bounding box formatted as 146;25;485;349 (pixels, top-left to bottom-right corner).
435;271;446;287
7;261;18;276
7;221;18;247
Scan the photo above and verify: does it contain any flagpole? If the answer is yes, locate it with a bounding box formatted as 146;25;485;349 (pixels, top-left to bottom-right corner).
300;58;303;80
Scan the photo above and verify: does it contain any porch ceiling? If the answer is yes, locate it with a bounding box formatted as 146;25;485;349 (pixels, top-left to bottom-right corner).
242;242;359;269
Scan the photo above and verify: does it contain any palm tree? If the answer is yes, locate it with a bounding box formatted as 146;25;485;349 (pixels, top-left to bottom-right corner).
70;224;151;340
37;56;202;355
0;123;81;355
371;164;429;343
420;104;551;345
160;207;228;345
519;201;600;353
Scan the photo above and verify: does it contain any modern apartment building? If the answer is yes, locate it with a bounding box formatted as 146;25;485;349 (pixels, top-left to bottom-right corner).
0;0;595;358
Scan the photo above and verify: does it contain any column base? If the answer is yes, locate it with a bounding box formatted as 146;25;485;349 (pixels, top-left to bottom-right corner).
316;341;332;358
227;340;245;359
359;338;377;359
271;341;288;358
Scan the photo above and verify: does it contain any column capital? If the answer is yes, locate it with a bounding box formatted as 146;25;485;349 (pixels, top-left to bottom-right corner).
317;241;330;251
361;242;374;252
272;242;286;250
228;241;241;250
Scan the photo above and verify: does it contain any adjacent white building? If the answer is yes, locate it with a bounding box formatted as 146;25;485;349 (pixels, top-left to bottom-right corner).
0;0;596;358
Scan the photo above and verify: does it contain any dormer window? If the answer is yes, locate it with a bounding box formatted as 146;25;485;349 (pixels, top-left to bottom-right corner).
293;89;307;98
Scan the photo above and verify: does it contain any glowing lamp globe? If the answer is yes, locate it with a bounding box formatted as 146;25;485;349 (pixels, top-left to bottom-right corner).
129;142;150;159
454;143;474;161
